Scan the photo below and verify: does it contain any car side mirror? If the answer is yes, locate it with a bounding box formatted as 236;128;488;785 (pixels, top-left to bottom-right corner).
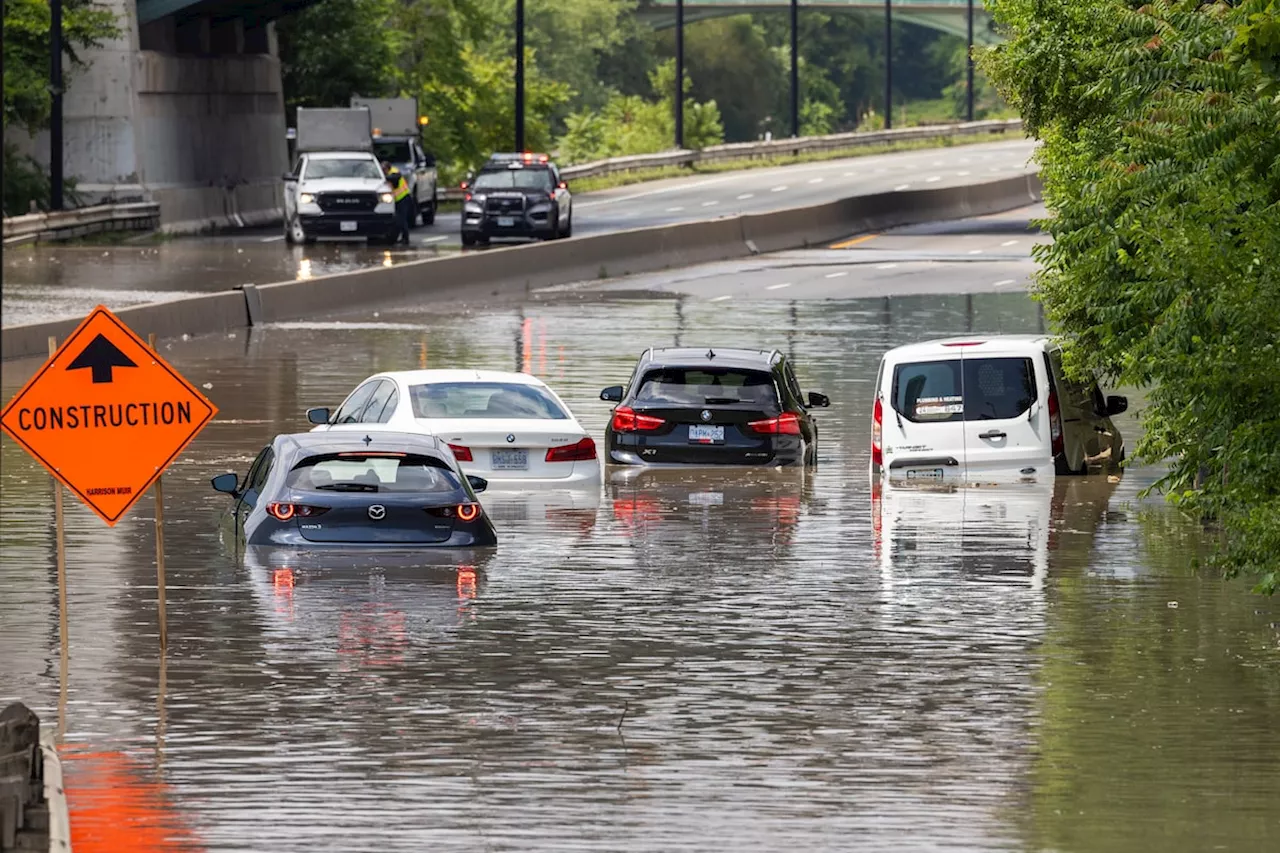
600;385;624;403
306;407;331;425
282;173;297;182
1105;395;1128;417
807;392;830;408
423;153;436;168
211;473;240;496
466;475;489;494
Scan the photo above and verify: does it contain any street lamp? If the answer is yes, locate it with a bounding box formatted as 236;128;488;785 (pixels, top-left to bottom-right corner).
515;0;525;151
884;0;893;130
51;0;65;210
675;0;685;148
790;0;799;138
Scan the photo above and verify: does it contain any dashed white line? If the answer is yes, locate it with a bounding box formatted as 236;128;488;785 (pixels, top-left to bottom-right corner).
968;249;984;255
894;184;911;191
261;235;284;242
957;170;971;176
993;279;1016;287
771;185;789;192
666;206;685;212
808;178;824;184
701;200;719;207
737;193;754;200
766;282;793;290
709;295;733;302
925;176;942;183
422;235;447;243
1001;239;1020;247
824;271;848;279
931;161;944;166
843;171;858;177
875;263;899;270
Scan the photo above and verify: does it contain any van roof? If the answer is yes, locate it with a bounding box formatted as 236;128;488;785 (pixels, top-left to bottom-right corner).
882;334;1054;361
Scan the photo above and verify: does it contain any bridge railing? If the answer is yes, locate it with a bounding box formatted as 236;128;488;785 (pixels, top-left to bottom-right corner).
441;118;1022;199
3;202;161;245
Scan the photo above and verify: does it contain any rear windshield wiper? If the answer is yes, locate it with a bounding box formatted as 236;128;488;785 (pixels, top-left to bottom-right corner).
703;397;742;405
314;482;379;492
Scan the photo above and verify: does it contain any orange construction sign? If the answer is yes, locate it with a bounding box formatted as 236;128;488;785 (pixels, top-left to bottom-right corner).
0;306;217;526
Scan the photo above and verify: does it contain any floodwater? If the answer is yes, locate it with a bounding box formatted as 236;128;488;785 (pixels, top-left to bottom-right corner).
1;292;1277;852
0;237;449;327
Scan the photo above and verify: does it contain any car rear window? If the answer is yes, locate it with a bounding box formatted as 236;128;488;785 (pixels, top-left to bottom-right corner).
635;368;780;407
286;454;460;493
892;357;1037;422
408;382;568;420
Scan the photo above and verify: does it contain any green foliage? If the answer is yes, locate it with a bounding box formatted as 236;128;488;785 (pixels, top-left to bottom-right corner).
2;0;118;214
982;0;1280;593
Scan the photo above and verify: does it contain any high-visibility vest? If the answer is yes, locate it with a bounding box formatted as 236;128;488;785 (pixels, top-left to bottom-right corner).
391;173;410;202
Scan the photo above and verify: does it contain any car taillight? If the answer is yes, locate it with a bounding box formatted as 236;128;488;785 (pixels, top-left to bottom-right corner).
872;398;884;468
267;503;328;521
747;412;802;435
424;504;482;521
611;406;665;433
448;443;473;462
457;503;481;522
546;437;597;462
1047;389;1064;456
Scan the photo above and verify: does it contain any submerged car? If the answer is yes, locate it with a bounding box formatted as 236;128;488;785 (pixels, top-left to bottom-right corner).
600;347;830;467
306;369;601;486
870;335;1127;484
211;431;497;548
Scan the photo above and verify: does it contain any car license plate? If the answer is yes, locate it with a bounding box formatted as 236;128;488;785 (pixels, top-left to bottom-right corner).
689;425;725;444
906;468;945;480
491;449;528;470
497;216;515;227
688;491;724;506
340;220;357;232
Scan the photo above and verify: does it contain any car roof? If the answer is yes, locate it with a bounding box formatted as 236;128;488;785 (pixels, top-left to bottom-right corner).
306;151;377;160
272;431;445;462
641;347;780;370
370;369;549;387
881;335;1054;361
486;152;552;164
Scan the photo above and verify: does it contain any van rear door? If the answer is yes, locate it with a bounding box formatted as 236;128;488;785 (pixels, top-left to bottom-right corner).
883;357;967;482
958;350;1049;480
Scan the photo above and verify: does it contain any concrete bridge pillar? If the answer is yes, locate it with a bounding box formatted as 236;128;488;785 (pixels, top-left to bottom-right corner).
3;0;288;232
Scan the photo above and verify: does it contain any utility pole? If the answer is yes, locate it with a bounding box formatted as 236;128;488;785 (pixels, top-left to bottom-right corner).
515;0;525;151
966;0;976;122
884;0;893;130
50;0;65;210
675;0;685;148
790;0;799;138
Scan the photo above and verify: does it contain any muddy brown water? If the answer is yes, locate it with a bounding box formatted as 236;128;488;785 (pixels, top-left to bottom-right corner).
2;292;1277;852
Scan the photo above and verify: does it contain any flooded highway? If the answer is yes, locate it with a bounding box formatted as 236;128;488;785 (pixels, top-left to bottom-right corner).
2;291;1278;852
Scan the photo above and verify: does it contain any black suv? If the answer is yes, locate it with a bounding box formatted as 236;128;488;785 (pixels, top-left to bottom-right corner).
599;347;830;467
461;153;573;247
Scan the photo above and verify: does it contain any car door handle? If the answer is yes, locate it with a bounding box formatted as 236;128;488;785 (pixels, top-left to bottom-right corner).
978;430;1006;440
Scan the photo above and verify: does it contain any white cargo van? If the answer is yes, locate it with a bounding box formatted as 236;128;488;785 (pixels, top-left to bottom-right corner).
870;335;1127;484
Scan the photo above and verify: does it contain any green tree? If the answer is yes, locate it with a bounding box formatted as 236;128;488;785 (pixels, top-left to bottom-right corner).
3;0;118;214
672;15;787;142
981;0;1280;593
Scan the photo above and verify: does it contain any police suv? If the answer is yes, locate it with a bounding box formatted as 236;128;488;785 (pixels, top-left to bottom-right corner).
461;153;573;247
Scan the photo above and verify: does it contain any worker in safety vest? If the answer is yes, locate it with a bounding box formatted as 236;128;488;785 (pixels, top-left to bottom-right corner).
382;161;412;245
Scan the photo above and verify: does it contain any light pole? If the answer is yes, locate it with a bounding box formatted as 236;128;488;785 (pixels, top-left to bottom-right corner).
966;0;975;122
884;0;893;130
675;0;685;148
790;0;799;138
50;0;64;210
515;0;525;151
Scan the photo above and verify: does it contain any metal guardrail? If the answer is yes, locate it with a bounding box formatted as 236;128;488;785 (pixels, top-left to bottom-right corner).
2;202;161;245
437;118;1023;200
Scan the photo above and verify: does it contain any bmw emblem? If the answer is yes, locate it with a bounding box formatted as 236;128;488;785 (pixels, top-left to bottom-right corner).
700;410;712;422
368;505;386;520
506;434;516;443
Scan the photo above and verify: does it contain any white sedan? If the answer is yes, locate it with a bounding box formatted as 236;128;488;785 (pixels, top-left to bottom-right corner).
306;370;601;486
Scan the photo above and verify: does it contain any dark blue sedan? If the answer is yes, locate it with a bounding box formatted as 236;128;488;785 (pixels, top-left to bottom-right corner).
211;431;497;548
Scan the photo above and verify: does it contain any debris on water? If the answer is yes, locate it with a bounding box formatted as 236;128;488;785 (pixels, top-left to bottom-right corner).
1168;601;1179;608
203;382;213;389
182;334;191;340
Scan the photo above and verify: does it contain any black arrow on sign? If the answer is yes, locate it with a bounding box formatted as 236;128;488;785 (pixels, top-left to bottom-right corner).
67;334;137;383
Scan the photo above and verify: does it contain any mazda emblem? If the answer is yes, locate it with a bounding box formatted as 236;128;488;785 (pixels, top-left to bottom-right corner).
700;410;712;422
368;505;386;520
506;434;516;443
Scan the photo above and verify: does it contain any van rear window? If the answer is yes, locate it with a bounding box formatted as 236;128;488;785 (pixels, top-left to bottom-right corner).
892;358;1037;422
635;368;779;407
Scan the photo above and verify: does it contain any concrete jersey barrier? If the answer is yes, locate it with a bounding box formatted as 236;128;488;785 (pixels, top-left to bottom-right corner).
2;173;1043;362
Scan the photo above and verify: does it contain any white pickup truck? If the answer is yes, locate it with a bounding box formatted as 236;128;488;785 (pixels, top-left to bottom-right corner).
282;107;398;245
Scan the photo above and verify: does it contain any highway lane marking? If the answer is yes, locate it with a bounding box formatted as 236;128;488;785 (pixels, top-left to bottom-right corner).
843;171;858;177
738;193;754;200
957;170;971;176
261;235;284;242
968;249;984;254
926;176;941;183
702;201;719;206
771;185;789;192
666;206;685;212
993;279;1016;287
422;235;448;243
709;295;733;302
824;271;848;279
875;263;899;270
766;282;792;290
808;178;824;184
894;184;911;191
1002;239;1020;246
830;233;879;249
